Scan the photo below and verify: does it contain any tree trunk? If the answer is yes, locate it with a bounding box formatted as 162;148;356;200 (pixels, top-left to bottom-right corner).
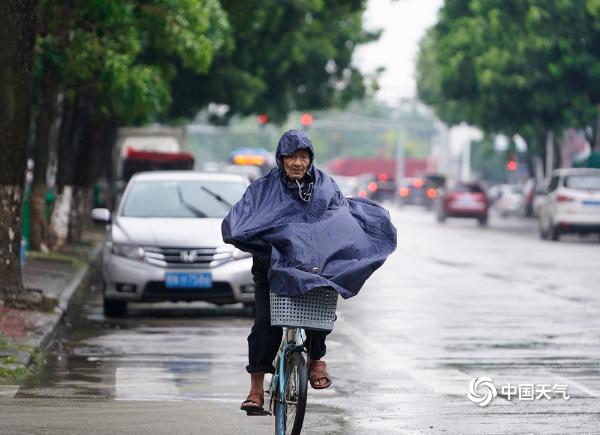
0;0;36;304
29;67;60;251
594;104;600;151
69;112;104;243
49;95;79;250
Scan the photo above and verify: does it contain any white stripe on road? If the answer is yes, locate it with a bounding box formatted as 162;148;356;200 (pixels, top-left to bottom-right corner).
335;317;470;397
544;371;600;398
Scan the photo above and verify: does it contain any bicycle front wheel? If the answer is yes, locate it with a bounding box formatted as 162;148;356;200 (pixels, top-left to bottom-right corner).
275;351;308;435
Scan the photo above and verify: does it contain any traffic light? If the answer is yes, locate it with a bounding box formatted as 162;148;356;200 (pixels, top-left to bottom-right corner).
300;113;313;129
257;113;269;126
507;153;518;172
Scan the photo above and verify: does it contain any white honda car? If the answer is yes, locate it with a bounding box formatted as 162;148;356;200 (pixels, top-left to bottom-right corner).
538;168;600;241
92;171;255;316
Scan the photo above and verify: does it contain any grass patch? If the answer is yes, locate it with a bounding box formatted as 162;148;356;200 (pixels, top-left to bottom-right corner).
0;365;28;381
0;337;36;382
26;250;85;269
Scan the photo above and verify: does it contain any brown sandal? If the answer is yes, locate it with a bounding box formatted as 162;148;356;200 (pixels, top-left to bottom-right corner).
240;392;266;415
309;360;332;389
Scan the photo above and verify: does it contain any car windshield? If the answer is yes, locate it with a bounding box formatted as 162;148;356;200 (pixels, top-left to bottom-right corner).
564;175;600;190
121;179;246;218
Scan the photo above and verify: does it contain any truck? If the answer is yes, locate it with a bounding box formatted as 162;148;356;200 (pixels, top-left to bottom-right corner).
110;126;194;207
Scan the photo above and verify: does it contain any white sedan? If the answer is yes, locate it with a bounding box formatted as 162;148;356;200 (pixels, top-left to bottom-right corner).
538;168;600;241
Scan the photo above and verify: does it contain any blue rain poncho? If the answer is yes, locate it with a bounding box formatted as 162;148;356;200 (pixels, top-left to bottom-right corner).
221;130;397;299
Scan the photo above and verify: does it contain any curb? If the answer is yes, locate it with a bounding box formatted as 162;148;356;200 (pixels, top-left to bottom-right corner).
0;243;103;375
40;243;103;352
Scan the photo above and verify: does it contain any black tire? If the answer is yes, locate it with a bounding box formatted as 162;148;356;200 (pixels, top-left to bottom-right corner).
538;218;548;240
549;225;561;241
478;215;488;227
103;298;127;317
275;351;308;435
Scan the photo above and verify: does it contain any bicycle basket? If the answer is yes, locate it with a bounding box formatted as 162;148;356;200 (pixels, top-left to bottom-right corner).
270;287;338;331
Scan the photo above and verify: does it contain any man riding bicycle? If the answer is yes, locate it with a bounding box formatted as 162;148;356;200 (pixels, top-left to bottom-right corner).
222;130;396;415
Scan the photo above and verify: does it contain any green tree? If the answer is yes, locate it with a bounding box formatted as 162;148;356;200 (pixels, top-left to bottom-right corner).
34;0;230;248
416;0;600;166
0;0;37;305
163;0;380;124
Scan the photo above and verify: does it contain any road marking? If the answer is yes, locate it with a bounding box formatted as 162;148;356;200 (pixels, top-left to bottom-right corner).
335;317;469;396
544;371;600;398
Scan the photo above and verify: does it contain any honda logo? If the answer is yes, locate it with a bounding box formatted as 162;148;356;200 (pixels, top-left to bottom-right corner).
180;250;197;263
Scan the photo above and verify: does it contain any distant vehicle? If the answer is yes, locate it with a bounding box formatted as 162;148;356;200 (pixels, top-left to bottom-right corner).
423;174;446;209
436;181;489;226
398;177;428;205
91;171;254;317
397;174;445;208
362;173;396;202
227;148;276;176
331;175;360;197
521;178;547;217
538;168;600;241
114;127;191;181
488;184;524;217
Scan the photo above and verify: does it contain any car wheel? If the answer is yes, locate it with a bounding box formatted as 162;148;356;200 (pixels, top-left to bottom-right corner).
104;298;127;317
436;210;446;223
549;225;561;242
478;215;488;226
538;216;549;240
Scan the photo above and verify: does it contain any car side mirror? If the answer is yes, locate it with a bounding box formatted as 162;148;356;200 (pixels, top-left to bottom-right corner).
91;208;111;224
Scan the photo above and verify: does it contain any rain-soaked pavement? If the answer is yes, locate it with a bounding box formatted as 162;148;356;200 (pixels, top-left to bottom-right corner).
2;205;600;434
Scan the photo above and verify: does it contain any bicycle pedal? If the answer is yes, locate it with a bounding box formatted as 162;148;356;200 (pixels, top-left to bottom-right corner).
246;409;271;417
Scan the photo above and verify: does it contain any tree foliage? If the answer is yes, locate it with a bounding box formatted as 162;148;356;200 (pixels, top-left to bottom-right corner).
163;0;380;124
416;0;600;147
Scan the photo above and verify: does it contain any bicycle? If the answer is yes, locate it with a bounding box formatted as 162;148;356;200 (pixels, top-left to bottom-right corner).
267;286;338;435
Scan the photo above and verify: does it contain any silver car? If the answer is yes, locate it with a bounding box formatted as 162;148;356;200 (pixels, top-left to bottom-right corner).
538;168;600;241
91;171;255;316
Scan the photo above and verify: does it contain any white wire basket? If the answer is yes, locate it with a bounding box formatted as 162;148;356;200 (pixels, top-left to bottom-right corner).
270;287;338;331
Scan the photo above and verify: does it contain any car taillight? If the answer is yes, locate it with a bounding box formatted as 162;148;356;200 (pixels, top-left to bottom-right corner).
358;190;368;198
426;188;437;199
367;182;378;193
557;194;574;202
399;187;410;197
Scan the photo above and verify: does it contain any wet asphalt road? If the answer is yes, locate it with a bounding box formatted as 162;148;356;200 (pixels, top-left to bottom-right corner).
2;205;600;434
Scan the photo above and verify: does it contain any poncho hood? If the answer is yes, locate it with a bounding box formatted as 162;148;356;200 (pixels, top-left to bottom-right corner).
221;132;397;299
275;129;315;179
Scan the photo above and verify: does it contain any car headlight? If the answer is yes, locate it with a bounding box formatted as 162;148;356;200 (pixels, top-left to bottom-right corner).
111;243;145;260
232;247;252;260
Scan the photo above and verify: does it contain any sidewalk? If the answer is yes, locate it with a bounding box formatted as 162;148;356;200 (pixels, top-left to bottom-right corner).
0;231;103;381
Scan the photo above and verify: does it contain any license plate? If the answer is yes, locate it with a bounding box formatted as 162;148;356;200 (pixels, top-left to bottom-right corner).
165;272;212;288
582;200;600;207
